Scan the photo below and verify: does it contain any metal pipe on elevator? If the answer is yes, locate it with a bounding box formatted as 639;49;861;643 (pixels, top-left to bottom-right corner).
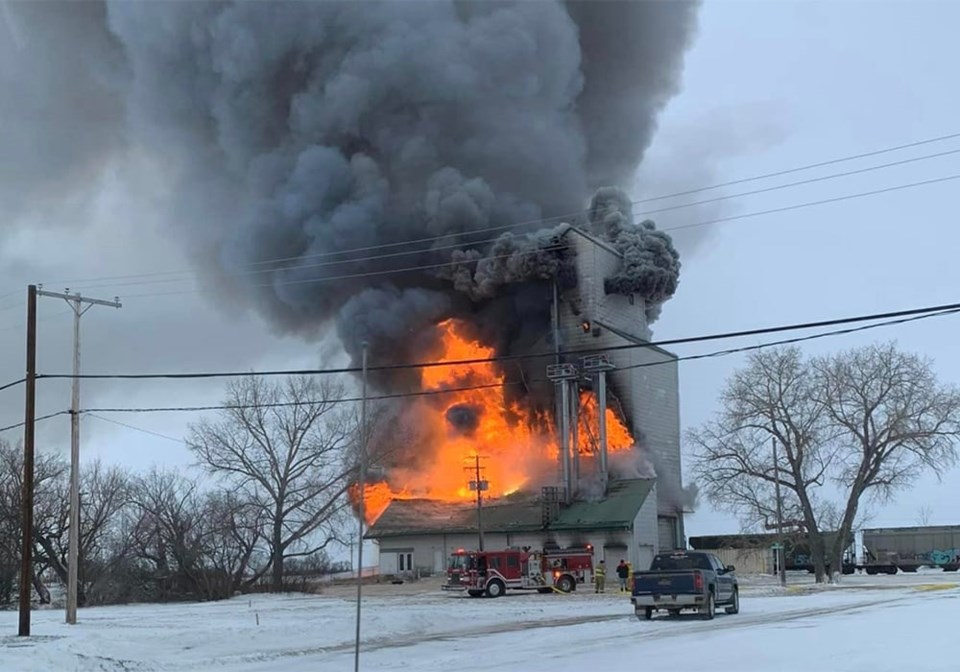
570;379;580;498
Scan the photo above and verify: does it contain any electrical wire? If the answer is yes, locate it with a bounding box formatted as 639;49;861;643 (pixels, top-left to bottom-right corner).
0;411;70;434
117;242;570;298
632;147;960;219
663;172;960;235
44;130;960;291
82;381;517;414
620;308;960;371
102;172;960;300
64;147;960;295
0;378;25;393
78;306;960;416
85;413;188;444
633;130;960;203
36;299;960;381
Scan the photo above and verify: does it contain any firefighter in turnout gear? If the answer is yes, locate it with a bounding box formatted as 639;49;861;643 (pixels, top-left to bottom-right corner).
595;560;606;593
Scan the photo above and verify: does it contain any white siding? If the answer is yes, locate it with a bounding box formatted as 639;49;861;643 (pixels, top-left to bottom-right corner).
559;230;684;524
632;483;659;570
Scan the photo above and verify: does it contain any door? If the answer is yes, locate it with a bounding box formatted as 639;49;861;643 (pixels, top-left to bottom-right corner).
711;553;735;601
434;549;444;574
658;517;677;551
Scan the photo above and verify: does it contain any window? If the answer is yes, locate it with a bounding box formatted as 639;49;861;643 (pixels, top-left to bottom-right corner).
507;555;519;569
399;553;405;571
406;554;413;571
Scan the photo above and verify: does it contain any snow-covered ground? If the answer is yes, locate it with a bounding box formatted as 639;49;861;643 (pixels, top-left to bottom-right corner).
1;572;958;671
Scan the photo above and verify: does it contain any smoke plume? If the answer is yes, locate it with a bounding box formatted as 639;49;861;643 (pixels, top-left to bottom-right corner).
2;1;699;387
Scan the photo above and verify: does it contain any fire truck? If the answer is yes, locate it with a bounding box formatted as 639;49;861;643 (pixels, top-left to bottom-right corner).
442;545;596;597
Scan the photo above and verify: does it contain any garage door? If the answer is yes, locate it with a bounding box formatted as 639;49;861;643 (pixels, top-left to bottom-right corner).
658;517;677;551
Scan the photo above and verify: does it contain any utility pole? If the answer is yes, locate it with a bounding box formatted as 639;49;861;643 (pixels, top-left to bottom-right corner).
354;341;368;672
18;284;37;637
466;455;489;551
37;288;121;625
772;437;786;587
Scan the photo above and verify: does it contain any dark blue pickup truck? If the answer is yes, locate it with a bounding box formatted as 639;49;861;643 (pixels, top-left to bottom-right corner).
631;550;739;620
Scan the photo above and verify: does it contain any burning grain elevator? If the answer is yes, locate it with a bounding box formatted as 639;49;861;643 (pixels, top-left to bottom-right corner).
362;191;686;576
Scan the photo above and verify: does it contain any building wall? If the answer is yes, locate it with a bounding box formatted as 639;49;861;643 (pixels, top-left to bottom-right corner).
632;483;659;571
559;230;684;529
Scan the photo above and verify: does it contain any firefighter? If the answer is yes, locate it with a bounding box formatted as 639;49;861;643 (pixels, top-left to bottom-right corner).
594;560;606;593
616;559;630;592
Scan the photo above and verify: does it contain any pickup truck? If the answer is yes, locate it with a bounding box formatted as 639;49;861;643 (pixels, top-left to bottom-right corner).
631;550;739;620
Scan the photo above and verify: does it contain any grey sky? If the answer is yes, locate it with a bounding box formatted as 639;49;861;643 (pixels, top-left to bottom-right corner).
1;0;958;544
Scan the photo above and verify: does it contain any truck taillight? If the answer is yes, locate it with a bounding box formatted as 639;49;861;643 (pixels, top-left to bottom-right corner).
694;573;703;591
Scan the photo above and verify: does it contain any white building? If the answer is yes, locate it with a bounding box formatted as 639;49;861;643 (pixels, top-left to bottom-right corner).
368;478;657;577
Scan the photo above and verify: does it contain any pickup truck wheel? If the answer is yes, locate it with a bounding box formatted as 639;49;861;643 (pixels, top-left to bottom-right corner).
644;607;654;620
701;591;715;620
725;588;739;615
485;580;505;598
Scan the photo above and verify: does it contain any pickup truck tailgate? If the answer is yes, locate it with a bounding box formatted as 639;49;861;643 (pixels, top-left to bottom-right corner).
633;571;698;595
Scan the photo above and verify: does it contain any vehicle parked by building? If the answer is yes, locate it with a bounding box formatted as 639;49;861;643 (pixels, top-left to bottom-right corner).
631;550;739;620
442;545;595;597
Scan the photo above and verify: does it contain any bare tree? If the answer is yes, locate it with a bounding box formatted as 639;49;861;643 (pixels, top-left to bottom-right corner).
812;343;960;577
689;347;834;581
127;468;265;601
0;440;69;603
188;375;354;591
33;460;132;606
916;505;934;527
690;343;960;583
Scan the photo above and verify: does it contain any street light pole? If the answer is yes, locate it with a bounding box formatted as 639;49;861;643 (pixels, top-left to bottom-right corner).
354;341;368;672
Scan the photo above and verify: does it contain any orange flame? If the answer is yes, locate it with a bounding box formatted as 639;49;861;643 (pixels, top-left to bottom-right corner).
354;319;634;524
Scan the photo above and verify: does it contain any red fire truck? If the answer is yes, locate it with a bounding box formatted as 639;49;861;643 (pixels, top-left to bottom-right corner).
442;545;596;597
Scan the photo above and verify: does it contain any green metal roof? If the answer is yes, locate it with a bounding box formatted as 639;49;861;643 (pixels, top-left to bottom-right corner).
550;478;655;531
365;478;654;539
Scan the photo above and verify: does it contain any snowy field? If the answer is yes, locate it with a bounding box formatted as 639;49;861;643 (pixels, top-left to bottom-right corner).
2;571;958;671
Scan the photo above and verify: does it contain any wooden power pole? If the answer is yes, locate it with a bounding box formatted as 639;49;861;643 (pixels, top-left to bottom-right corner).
466;455;489;551
18;284;37;637
37;288;121;625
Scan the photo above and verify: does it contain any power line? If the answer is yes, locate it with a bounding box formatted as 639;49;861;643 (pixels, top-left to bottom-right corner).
633;147;960;218
0;378;25;393
43;298;960;383
117;243;570;298
633;130;960;203
85;413;187;444
44;130;960;291
78;307;960;416
65;147;960;295
82;381;516;414
0;411;70;434
100;172;960;300
663;173;960;234
621;308;960;371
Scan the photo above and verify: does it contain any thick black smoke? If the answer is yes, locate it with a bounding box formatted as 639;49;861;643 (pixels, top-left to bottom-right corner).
589;188;682;323
3;1;699;387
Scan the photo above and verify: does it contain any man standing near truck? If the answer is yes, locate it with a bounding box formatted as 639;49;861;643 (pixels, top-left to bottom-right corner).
616;559;630;592
595;560;606;593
